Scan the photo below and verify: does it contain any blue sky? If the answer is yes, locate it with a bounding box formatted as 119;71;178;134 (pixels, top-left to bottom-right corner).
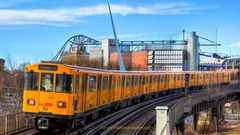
0;0;240;65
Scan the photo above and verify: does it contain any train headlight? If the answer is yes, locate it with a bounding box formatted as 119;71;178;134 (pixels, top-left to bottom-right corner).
27;99;35;106
57;101;66;108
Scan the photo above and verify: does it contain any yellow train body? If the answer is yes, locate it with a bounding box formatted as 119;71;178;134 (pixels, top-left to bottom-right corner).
22;63;237;129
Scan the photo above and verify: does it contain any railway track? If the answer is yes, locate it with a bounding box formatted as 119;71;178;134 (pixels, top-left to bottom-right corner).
15;90;197;135
101;96;180;135
83;92;185;135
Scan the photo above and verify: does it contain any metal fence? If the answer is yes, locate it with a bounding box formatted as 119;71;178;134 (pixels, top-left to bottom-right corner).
0;112;34;135
168;98;185;134
224;113;240;122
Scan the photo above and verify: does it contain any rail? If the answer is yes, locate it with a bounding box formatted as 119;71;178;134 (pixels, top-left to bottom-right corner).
0;112;34;135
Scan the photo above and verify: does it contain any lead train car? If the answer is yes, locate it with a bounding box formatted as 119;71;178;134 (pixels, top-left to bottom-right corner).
23;63;233;130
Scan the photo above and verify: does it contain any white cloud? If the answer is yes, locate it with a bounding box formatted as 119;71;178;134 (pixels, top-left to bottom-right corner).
0;2;217;26
230;42;240;48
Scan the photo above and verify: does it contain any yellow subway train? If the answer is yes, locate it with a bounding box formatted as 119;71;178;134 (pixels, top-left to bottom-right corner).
22;63;238;130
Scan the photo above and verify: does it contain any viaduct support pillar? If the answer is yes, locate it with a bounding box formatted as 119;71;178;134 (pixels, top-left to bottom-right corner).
192;113;199;132
156;106;168;135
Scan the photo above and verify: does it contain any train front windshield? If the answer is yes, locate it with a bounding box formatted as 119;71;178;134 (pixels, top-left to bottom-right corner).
24;72;73;93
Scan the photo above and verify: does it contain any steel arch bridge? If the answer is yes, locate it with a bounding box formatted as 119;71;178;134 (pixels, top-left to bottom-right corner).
52;35;102;61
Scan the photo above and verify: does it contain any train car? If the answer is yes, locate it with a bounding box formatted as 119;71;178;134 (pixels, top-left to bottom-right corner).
23;62;237;131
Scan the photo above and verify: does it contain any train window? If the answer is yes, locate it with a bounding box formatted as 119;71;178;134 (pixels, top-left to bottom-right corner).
161;76;164;82
112;76;116;89
150;76;153;84
177;74;180;81
122;76;125;88
131;76;134;87
24;72;39;90
41;73;54;92
118;76;121;88
97;75;102;90
174;75;176;81
55;74;73;93
153;76;157;83
75;75;79;94
82;74;88;92
89;76;96;92
103;76;108;90
126;76;131;87
135;76;139;86
143;76;146;84
109;75;112;89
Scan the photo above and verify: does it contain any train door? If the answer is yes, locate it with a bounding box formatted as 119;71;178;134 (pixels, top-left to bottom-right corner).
131;76;135;96
157;75;161;91
100;75;109;106
133;76;139;96
124;76;131;99
139;76;143;95
97;74;102;107
148;75;153;93
85;73;98;111
142;76;148;94
81;73;87;112
121;76;125;99
74;74;80;113
114;76;121;101
110;76;116;102
108;75;113;103
153;75;158;92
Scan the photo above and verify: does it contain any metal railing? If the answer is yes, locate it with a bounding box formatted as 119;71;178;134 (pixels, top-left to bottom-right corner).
0;112;34;135
224;113;240;122
167;86;238;134
168;98;185;134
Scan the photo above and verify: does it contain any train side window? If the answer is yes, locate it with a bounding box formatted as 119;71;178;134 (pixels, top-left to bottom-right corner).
109;75;112;89
153;76;157;83
150;76;153;84
118;76;121;88
56;74;73;93
41;73;54;92
82;74;87;92
158;76;161;83
122;76;125;88
131;76;134;87
103;76;108;90
174;75;176;81
75;75;79;94
112;76;116;89
97;75;102;91
177;74;180;81
135;76;139;86
89;76;96;92
161;75;164;82
126;76;131;88
143;76;146;84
